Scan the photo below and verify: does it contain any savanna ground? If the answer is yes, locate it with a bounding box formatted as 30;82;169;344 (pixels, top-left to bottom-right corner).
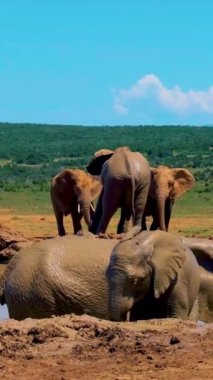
0;189;212;380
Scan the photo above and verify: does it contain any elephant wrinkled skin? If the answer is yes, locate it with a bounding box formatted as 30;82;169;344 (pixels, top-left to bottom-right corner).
106;228;204;322
0;233;116;320
182;236;213;322
51;169;102;236
86;146;151;235
0;231;212;322
142;165;195;231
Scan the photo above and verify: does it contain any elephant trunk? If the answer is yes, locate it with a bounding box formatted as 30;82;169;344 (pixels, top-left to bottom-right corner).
79;198;92;227
156;191;167;231
108;286;134;322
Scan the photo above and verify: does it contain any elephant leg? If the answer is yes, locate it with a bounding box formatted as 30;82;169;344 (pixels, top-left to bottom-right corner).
188;298;199;320
55;209;66;236
150;218;159;230
147;198;159;230
165;198;174;231
70;199;83;234
117;207;131;234
117;184;133;234
167;283;189;319
117;206;131;234
89;190;103;234
97;182;121;234
133;182;149;226
141;214;147;230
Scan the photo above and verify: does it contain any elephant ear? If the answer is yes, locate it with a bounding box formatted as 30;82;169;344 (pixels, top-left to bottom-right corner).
172;168;195;197
182;237;213;272
86;149;114;176
151;231;186;298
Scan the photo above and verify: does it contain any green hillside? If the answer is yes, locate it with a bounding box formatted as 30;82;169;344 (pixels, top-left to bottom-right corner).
0;123;212;192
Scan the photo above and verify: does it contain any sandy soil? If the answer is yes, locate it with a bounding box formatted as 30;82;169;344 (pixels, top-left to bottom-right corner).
0;315;213;380
0;212;212;240
0;220;213;380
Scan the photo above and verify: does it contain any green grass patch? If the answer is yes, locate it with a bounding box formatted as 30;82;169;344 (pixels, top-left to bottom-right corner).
173;182;213;217
0;189;52;215
0;182;212;221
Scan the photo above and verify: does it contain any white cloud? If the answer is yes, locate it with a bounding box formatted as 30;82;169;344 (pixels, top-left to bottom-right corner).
113;103;129;115
113;74;213;116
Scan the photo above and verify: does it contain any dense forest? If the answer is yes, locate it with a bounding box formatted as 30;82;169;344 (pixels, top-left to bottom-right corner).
0;123;212;192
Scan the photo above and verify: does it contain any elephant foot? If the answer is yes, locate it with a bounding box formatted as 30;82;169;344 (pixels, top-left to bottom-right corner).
75;229;84;236
96;233;111;239
97;232;123;240
108;232;124;240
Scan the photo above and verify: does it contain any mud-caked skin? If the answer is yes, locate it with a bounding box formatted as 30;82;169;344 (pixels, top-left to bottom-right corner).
182;236;213;323
106;228;211;322
0;231;212;322
0;233;116;320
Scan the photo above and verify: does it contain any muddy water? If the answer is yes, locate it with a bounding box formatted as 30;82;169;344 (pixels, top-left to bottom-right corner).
0;264;9;320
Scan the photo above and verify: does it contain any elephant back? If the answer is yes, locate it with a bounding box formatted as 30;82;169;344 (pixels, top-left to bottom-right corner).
3;234;119;320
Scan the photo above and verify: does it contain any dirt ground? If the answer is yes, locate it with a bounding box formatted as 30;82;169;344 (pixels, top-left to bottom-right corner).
0;218;213;380
0;314;213;380
0;212;212;240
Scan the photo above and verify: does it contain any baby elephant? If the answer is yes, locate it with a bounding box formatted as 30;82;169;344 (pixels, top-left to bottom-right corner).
51;169;102;236
106;227;201;321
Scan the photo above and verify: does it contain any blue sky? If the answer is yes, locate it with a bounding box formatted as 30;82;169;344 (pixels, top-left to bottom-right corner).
1;0;213;126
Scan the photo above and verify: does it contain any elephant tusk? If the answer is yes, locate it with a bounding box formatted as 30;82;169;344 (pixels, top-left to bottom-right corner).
126;311;130;322
90;203;95;212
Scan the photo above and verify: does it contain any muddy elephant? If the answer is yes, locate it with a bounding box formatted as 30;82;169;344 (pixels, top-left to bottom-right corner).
51;169;102;236
0;233;116;320
142;165;195;231
182;237;213;323
0;232;212;322
106;227;202;321
86;147;151;235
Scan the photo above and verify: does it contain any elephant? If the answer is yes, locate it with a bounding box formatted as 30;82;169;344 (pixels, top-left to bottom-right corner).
106;227;202;322
182;236;213;323
0;233;116;320
51;169;102;236
0;231;212;322
86;146;151;236
142;165;195;231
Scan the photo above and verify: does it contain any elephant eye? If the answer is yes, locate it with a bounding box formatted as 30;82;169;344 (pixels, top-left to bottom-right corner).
168;180;174;187
132;277;146;289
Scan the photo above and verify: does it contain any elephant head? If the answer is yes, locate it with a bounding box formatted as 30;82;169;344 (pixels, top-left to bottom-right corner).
86;149;114;176
106;227;191;321
149;165;195;231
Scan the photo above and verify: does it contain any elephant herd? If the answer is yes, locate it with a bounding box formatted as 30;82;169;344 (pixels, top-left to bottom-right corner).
51;146;195;237
0;146;212;323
